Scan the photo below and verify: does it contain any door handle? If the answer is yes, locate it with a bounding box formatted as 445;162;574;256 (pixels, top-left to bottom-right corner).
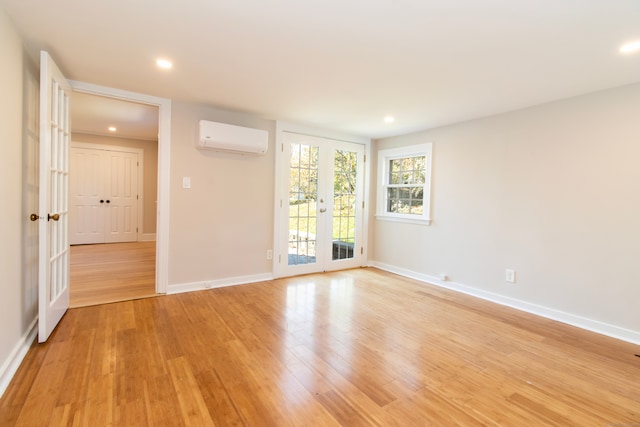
47;213;60;221
106;200;111;203
30;213;39;221
100;200;104;203
319;208;327;213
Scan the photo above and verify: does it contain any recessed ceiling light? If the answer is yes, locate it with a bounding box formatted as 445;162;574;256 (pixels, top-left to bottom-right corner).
619;40;640;55
108;126;117;132
156;58;173;69
384;116;395;123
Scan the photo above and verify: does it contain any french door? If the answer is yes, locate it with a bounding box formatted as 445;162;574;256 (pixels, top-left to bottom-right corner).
38;51;71;342
276;132;365;277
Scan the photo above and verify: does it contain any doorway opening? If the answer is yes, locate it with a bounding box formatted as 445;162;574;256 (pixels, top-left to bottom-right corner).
68;91;159;307
274;128;369;278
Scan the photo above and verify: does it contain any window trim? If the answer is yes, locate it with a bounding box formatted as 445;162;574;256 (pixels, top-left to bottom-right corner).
376;143;433;225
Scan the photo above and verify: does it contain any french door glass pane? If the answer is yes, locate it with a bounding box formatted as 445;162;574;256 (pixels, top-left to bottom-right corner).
288;143;318;265
332;149;357;260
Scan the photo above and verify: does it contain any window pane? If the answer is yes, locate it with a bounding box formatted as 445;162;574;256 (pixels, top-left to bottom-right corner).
289;143;318;265
390;171;401;185
387;185;423;216
390;155;425;185
410;199;423;214
333;149;357;261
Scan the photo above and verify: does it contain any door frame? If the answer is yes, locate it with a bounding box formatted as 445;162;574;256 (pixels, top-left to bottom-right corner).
69;80;171;294
273;121;371;278
70;142;145;244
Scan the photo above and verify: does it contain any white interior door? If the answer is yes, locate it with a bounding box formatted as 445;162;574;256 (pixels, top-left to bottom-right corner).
25;64;40;332
38;51;71;342
104;150;139;243
276;132;365;277
70;147;105;244
69;145;139;244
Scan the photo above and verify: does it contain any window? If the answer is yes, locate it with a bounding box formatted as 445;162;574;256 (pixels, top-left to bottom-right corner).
376;143;432;224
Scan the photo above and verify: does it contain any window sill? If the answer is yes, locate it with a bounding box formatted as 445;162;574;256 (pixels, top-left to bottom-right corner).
374;214;431;226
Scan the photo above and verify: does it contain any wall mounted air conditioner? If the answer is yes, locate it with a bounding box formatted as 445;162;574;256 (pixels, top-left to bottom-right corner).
197;120;268;155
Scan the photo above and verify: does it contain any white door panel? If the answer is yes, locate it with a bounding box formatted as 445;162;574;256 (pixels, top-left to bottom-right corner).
104;151;138;242
70;146;139;244
38;51;71;342
70;148;105;244
25;65;39;339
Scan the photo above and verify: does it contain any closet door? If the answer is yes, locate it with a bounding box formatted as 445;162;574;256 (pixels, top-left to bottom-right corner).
104;150;139;243
70;147;106;244
69;145;139;244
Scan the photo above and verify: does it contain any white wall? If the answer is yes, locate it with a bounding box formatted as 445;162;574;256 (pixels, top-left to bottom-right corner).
168;102;276;287
371;83;640;342
0;5;39;395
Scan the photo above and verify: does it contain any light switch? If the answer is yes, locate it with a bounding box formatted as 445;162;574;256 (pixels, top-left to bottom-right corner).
182;177;191;189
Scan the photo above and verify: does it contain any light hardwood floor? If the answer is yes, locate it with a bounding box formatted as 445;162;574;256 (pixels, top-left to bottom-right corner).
1;268;638;425
70;241;157;308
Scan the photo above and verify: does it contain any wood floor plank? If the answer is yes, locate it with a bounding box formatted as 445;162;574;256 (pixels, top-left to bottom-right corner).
194;369;245;427
167;356;215;426
70;242;157;308
2;268;639;426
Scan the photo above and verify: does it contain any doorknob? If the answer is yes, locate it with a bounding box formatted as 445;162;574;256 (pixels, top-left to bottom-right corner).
47;213;60;221
100;200;104;203
30;213;39;221
319;208;327;213
106;200;111;203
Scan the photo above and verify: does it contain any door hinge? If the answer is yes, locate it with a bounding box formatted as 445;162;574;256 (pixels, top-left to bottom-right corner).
281;143;284;152
278;254;281;263
361;247;364;255
362;201;365;209
136;227;139;232
364;154;366;163
137;195;139;200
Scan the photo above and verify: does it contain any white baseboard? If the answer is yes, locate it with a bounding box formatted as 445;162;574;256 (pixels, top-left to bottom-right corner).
0;317;38;398
140;233;156;242
167;273;274;295
370;261;640;345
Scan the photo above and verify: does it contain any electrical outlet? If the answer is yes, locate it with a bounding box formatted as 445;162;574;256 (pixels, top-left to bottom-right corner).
266;250;273;260
505;269;516;283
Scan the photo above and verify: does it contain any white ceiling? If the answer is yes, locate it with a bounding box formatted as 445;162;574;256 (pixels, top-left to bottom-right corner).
3;0;640;138
71;92;158;140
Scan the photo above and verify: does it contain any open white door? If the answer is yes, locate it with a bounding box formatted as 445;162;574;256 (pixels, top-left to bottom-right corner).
38;51;71;342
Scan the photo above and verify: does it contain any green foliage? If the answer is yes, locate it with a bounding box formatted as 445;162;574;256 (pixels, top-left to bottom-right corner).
288;146;358;244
